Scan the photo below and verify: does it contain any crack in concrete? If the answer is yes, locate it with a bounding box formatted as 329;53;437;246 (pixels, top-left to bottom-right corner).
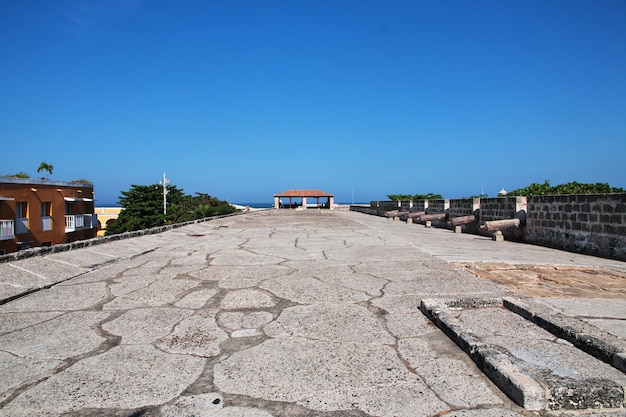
221;393;372;417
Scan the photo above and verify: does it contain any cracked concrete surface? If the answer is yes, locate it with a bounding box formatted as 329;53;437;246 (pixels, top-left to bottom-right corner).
0;210;624;416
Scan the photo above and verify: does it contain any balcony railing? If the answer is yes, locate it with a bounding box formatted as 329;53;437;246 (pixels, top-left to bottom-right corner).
15;218;28;234
84;214;94;229
41;216;52;231
0;219;14;240
65;214;96;232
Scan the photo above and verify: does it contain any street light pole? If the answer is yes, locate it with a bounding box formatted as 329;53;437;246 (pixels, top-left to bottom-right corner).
160;173;170;215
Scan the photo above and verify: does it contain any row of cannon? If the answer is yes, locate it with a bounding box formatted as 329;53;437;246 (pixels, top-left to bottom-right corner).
384;210;522;235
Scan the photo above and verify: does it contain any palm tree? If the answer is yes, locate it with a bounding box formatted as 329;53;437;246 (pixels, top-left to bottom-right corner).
37;162;54;180
195;204;212;219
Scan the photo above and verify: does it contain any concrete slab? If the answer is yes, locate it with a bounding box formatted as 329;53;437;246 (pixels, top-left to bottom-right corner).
0;263;50;302
4;256;88;282
0;345;205;416
538;298;626;319
1;210;625;416
421;298;626;411
503;297;626;373
44;249;121;269
0;281;108;312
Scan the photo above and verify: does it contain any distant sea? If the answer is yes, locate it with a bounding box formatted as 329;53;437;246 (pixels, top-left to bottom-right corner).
236;202;368;209
97;202;367;209
235;202;274;209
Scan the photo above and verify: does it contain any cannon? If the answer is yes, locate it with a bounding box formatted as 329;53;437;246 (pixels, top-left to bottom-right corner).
401;211;425;223
480;218;521;232
449;215;477;226
449;215;478;233
415;213;447;228
417;213;447;222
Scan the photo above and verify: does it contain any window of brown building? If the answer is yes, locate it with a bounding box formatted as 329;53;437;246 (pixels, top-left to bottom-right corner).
41;202;52;231
15;202;28;234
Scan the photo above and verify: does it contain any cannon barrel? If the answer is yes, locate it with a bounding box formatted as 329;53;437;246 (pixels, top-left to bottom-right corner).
400;211;425;219
407;211;425;218
480;218;521;232
449;215;477;226
418;213;447;222
385;210;401;218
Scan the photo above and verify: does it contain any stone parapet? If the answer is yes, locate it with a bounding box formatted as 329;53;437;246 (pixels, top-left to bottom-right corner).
449;198;480;218
356;194;625;261
479;197;527;222
525;194;626;260
0;212;241;264
426;199;449;215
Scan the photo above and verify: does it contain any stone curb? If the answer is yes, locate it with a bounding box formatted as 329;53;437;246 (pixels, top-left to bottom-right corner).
502;297;626;373
0;212;242;264
419;298;548;411
419;298;626;411
0;248;156;306
0;212;246;305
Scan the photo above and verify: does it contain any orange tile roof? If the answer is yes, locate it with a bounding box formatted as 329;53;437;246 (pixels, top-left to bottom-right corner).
274;189;334;197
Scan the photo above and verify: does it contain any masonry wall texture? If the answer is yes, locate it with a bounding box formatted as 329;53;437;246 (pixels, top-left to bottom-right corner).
427;199;449;215
449;198;480;218
525;194;626;260
411;200;428;212
357;194;625;261
479;197;527;221
372;201;400;214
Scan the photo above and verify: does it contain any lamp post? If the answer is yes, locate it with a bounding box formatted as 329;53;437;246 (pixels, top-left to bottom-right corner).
160;173;170;215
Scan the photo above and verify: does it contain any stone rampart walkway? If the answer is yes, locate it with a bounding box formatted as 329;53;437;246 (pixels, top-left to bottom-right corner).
0;210;624;416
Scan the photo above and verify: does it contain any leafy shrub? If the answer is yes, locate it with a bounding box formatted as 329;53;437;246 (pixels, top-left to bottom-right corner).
508;180;624;196
387;193;443;201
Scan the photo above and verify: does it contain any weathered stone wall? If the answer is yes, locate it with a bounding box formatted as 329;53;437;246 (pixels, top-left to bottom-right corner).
370;201;400;214
411;200;427;212
449;198;480;218
525;194;626;261
366;200;429;214
479;197;527;221
357;194;625;261
350;206;379;215
427;199;449;214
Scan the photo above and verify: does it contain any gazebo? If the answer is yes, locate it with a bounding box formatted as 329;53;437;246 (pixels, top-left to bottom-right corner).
273;189;335;210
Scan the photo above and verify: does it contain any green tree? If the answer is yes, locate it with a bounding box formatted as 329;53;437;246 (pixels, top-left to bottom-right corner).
413;193;443;200
508;180;552;196
105;184;185;235
168;192;237;223
387;193;442;201
37;162;54;179
550;181;624;194
2;172;30;178
508;180;624;196
195;204;212;218
106;185;238;235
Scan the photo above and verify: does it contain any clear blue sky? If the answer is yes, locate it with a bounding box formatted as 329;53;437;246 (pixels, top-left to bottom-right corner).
2;1;625;205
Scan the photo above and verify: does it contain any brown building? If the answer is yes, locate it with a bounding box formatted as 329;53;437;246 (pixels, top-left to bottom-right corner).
0;177;97;254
